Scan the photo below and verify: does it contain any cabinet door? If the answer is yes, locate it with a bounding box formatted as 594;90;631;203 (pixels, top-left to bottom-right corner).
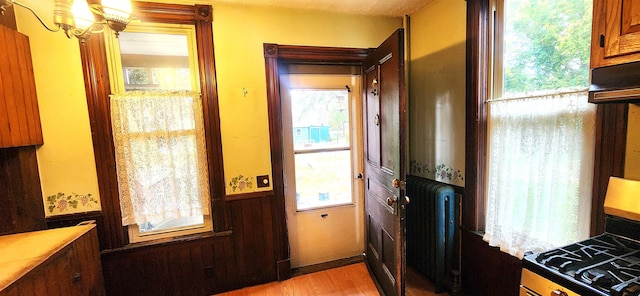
604;0;640;58
0;25;43;147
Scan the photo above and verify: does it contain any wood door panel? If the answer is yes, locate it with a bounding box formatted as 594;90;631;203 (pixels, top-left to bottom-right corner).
365;66;381;167
367;214;381;260
366;177;395;227
622;0;640;34
382;227;396;279
365;213;395;294
604;0;640;58
379;53;400;174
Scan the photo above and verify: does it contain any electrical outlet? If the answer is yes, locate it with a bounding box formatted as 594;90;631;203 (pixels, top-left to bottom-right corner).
257;175;270;188
204;266;214;278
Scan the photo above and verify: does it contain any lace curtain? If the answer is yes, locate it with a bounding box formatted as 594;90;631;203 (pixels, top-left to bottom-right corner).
110;90;210;226
483;89;596;258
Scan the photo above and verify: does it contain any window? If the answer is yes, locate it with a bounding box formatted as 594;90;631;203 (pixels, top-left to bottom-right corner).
105;22;216;243
79;3;222;248
483;0;595;257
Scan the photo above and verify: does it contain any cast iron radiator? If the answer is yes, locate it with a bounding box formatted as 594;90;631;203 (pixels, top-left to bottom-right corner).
405;175;459;292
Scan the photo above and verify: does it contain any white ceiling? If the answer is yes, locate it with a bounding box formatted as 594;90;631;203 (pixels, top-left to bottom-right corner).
149;0;434;17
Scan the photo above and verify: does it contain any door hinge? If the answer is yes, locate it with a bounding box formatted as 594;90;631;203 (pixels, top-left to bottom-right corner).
600;34;605;48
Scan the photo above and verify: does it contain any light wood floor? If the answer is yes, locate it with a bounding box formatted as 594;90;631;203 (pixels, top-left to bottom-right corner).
215;263;449;296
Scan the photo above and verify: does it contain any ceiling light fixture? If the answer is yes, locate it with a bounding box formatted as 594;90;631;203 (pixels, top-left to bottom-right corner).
0;0;134;42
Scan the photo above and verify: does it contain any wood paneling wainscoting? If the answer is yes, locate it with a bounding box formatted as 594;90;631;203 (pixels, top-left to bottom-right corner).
460;229;521;295
45;193;281;295
99;195;278;295
0;147;46;235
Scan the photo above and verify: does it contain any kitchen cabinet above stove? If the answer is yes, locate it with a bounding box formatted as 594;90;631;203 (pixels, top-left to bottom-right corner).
591;0;640;69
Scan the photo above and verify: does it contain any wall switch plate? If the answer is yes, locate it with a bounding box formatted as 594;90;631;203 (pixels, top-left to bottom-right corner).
257;175;270;188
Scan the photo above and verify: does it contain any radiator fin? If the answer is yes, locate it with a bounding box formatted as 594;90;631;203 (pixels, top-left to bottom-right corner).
406;175;459;292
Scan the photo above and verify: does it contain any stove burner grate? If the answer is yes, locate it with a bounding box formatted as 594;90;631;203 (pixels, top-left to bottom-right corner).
532;234;640;294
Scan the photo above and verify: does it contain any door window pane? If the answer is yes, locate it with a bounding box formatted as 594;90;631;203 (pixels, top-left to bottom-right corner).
290;90;350;150
290;89;353;210
295;150;352;209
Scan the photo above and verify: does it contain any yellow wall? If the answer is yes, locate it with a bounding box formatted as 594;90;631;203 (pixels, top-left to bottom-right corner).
15;1;100;216
408;0;466;186
14;1;402;215
212;4;401;194
626;104;640;180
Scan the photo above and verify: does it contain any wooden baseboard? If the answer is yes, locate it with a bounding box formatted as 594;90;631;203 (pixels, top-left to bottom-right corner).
277;259;291;281
290;255;365;277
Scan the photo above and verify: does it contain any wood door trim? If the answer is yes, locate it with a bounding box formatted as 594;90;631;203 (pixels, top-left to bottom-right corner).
590;104;628;235
263;43;369;281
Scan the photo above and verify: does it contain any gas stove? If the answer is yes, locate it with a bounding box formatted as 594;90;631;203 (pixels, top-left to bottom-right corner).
521;177;640;296
522;217;640;295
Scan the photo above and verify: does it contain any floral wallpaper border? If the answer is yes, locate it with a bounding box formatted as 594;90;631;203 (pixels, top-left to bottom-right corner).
46;192;99;214
228;174;253;192
410;160;464;183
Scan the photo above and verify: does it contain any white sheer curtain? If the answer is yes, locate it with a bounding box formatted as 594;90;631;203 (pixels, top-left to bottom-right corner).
483;89;596;258
110;90;210;226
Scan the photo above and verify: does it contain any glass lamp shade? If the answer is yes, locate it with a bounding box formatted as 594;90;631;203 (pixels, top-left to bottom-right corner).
71;0;95;31
101;0;131;25
53;0;75;32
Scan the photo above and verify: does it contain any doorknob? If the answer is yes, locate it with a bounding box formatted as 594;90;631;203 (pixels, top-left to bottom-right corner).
392;179;405;190
405;196;410;204
386;197;395;206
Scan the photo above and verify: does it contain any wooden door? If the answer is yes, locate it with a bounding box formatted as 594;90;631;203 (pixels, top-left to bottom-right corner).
363;28;406;296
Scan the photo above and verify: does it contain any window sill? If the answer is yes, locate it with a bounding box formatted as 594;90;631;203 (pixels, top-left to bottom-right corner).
100;229;233;255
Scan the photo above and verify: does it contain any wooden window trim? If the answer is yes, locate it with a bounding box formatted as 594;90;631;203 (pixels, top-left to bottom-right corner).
465;0;490;231
465;0;628;235
79;2;226;249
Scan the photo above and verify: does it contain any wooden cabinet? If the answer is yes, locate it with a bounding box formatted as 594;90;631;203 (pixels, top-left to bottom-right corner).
0;24;43;147
591;0;640;68
0;225;105;296
0;146;47;236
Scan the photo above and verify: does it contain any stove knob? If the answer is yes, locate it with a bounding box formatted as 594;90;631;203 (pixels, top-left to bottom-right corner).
551;290;568;296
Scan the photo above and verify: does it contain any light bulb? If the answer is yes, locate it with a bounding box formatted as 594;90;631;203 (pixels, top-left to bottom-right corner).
71;0;95;31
